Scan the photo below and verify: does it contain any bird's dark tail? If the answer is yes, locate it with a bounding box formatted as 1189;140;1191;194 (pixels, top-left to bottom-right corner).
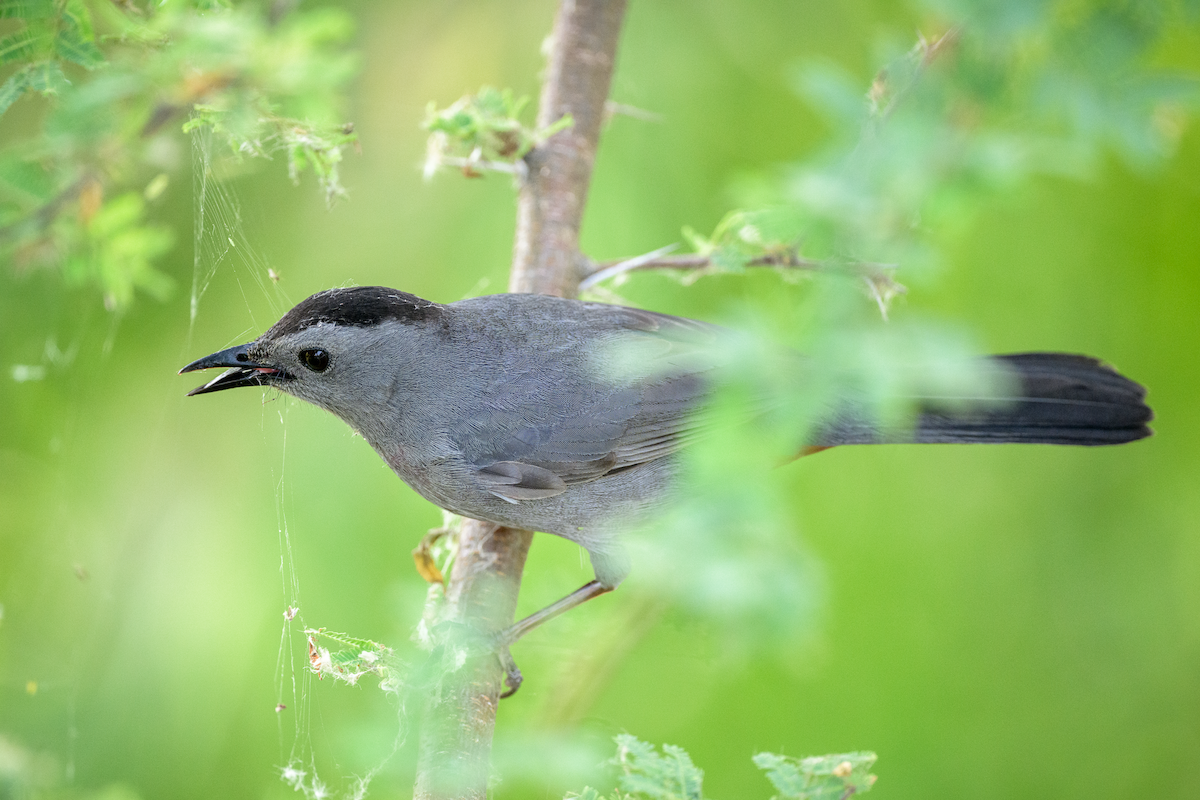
814;353;1153;447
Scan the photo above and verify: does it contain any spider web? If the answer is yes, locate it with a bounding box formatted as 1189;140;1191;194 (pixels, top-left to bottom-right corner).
189;129;406;799
188;126;290;337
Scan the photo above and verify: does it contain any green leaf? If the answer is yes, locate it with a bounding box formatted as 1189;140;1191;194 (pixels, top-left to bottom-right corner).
564;789;608;800
679;225;712;255
0;25;51;64
0;0;55;19
0;60;67;115
681;208;809;275
303;627;402;692
62;192;175;310
281;122;355;207
423;85;574;177
612;735;704;800
0;69;33;115
19;58;65;93
753;751;877;800
55;0;104;70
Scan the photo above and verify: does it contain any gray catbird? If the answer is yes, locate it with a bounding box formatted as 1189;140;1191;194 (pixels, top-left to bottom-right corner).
181;286;1152;648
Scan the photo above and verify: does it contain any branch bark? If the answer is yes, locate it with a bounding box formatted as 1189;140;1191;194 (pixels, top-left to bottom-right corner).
511;0;626;297
413;2;627;797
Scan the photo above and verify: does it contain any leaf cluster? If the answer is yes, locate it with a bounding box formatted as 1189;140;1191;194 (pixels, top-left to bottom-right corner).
565;736;877;800
752;752;877;800
680;0;1199;288
0;0;359;311
0;0;102;115
423;85;573;178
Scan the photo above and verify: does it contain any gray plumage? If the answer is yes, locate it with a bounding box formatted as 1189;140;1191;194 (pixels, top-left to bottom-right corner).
181;286;1153;589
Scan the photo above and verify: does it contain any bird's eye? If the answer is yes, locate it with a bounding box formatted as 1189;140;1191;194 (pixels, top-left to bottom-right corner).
299;349;330;372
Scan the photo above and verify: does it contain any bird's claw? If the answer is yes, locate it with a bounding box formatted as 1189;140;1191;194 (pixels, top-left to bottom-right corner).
498;646;522;698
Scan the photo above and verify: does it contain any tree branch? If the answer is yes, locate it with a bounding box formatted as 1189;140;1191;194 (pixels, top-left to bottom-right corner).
413;2;627;798
579;249;906;316
511;0;627;297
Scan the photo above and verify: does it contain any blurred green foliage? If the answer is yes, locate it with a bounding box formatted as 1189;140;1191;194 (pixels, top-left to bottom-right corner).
571;735;705;800
1;0;1199;799
562;0;1199;658
0;0;357;311
643;0;1200;287
753;751;877;800
566;737;876;800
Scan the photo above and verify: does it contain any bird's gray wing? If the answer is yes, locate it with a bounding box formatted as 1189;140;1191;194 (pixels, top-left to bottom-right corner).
454;305;725;503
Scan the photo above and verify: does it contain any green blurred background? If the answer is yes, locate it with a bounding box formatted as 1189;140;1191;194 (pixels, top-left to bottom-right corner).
2;1;1199;798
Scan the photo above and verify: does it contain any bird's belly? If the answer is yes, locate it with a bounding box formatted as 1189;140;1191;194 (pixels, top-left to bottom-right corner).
376;439;677;550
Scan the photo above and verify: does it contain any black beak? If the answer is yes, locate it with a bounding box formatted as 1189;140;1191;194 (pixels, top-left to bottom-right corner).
180;343;286;396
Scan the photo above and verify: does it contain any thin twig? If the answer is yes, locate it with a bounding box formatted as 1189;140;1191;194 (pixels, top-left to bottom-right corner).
604;100;664;123
434;155;528;178
578;242;680;289
580;248;903;293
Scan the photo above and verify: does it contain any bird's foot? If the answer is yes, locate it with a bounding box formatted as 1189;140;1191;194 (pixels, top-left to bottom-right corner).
497;647;523;698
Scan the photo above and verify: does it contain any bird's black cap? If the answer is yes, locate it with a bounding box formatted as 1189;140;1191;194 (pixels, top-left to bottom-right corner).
265;286;443;338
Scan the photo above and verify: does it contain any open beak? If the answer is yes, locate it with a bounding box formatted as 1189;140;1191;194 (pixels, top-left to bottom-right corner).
179;343;287;396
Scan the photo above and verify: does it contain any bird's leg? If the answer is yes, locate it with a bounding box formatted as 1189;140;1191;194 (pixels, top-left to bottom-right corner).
498;647;523;698
495;580;613;698
502;580;613;644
